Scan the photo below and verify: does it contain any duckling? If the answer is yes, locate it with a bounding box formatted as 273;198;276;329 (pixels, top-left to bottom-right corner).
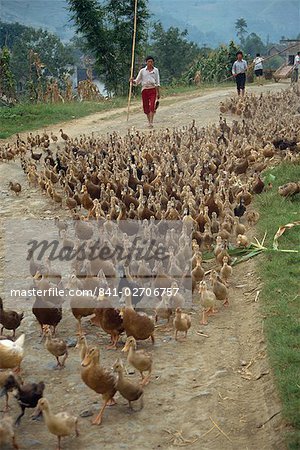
215;241;231;266
66;195;78;211
0;334;25;371
81;347;117;425
54;217;68;238
191;257;205;291
246;210;260;226
211;212;220;234
8;182;21;196
1;374;45;425
234;217;246;236
36;398;79;450
210;270;229;307
220;256;233;285
252;174;265;194
122;336;152;386
199;281;218;325
0;297;24;338
278;181;300;198
154;293;172;326
237;234;249;247
214;236;223;258
59;129;69;141
113;358;143;410
169;282;185;310
51;132;58;142
44;327;68;369
173;308;191;340
52;190;63;206
0;416;19;449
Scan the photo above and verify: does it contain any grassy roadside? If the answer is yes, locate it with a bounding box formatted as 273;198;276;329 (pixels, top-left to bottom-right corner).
0;81;238;139
0;98;127;139
255;163;300;449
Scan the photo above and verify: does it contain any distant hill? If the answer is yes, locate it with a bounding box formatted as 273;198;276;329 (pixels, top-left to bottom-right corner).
0;0;299;45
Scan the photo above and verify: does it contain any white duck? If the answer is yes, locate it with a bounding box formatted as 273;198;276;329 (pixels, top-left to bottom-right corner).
0;334;25;371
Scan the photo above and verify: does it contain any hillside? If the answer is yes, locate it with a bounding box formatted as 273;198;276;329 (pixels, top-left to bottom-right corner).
0;0;299;45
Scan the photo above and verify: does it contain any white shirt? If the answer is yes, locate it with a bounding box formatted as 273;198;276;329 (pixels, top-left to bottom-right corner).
232;59;248;75
134;66;160;90
294;55;300;68
253;56;264;70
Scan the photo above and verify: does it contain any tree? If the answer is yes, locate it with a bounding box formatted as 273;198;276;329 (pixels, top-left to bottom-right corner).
0;47;15;98
68;0;150;94
10;28;74;92
149;22;200;84
243;33;266;57
68;0;108;67
235;18;248;44
105;0;150;94
0;21;28;49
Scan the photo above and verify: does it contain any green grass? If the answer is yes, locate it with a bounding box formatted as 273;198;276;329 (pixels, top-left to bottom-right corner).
255;163;300;449
0;98;128;139
161;81;235;97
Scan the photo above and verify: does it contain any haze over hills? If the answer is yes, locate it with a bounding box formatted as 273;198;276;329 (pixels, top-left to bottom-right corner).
0;0;299;45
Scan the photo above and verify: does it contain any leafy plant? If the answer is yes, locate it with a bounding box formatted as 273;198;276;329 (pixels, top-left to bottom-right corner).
0;46;16;99
182;41;240;84
68;0;149;95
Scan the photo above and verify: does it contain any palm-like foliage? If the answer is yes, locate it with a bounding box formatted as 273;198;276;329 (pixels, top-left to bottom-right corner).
182;41;240;84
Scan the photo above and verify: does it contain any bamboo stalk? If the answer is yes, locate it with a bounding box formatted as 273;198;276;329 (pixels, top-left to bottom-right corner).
127;0;138;121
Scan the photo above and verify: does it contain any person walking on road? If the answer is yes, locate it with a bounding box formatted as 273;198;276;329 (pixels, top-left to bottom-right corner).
232;51;248;96
253;53;264;85
130;56;160;128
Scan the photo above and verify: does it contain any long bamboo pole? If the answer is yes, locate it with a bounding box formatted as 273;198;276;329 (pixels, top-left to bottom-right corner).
127;0;138;121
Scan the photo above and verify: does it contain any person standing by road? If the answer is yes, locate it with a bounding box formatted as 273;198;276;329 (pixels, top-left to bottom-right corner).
130;56;160;128
232;51;248;96
293;51;300;82
253;53;264;85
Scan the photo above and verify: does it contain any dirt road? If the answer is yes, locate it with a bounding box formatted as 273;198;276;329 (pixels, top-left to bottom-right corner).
0;83;286;450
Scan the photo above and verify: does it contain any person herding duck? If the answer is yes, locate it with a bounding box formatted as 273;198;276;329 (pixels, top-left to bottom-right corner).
130;56;160;128
232;51;248;96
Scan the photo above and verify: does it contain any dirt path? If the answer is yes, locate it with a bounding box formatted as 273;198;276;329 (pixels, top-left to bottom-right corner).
0;83;286;450
5;82;287;143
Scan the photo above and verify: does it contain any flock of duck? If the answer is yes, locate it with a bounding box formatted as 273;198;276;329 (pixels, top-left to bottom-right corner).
0;87;299;449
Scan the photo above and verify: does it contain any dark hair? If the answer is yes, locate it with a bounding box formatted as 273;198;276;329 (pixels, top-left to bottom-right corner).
298;51;300;55
146;55;154;62
256;53;260;57
236;51;243;56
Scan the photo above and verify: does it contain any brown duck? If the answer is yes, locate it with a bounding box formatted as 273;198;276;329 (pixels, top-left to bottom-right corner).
120;293;155;343
81;347;117;425
91;295;124;349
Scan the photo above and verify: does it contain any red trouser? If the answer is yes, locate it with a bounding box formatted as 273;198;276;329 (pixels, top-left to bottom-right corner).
142;88;157;114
